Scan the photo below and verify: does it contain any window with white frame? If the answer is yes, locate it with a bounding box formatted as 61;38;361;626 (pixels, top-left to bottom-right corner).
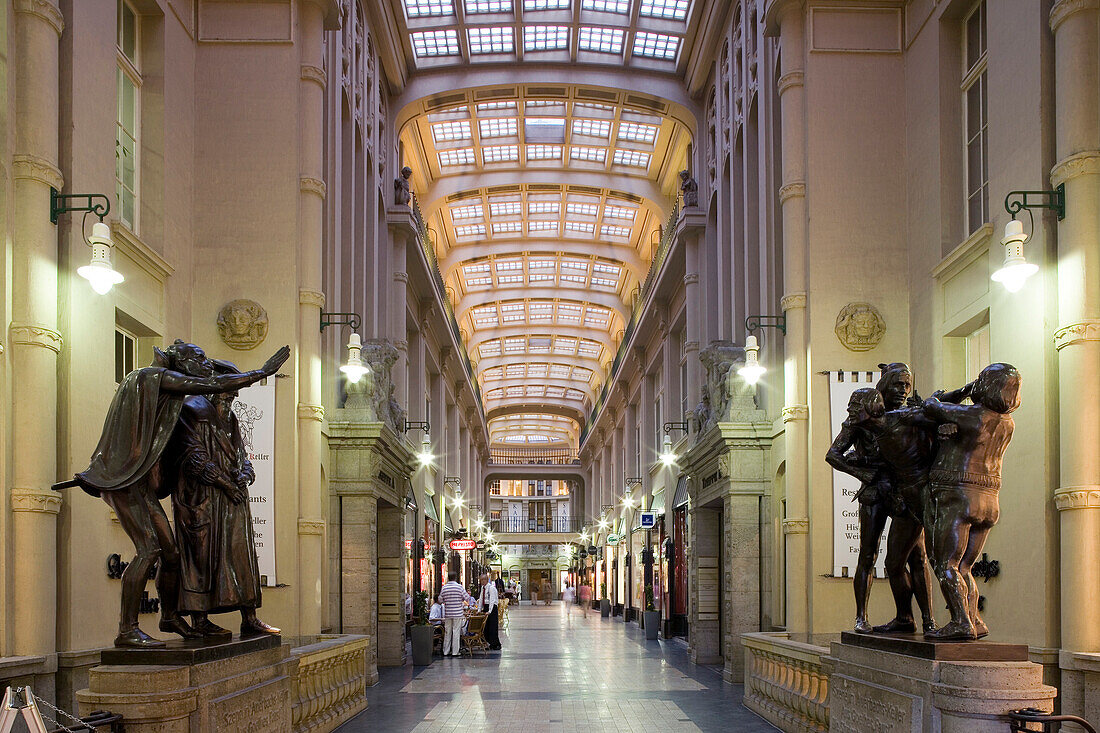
962;1;988;234
116;0;140;230
115;326;138;384
964;323;990;383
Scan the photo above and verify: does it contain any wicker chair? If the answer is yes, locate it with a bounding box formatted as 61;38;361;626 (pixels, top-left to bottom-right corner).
461;613;489;657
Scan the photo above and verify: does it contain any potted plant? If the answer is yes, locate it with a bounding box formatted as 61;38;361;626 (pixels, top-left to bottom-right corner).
600;582;611;617
410;590;434;666
643;584;660;640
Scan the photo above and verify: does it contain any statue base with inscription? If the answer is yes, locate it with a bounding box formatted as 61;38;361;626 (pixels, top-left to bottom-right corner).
827;632;1056;733
77;635;291;732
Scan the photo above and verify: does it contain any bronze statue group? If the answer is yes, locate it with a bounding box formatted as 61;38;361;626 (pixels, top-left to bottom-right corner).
56;340;290;648
826;361;1021;641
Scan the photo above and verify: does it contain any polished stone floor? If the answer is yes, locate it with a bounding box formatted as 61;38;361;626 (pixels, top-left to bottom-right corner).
339;602;777;732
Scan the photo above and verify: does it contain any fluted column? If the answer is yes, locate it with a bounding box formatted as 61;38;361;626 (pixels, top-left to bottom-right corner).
11;0;64;657
296;0;328;641
1050;1;1100;721
387;207;415;413
768;0;811;634
678;211;707;435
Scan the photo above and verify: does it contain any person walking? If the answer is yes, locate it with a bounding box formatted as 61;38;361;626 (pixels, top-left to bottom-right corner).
562;581;576;615
477;572;502;650
541;577;553;606
578;582;591;618
440;572;469;657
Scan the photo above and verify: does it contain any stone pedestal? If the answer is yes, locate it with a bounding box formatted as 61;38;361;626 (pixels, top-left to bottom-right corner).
77;636;291;732
827;633;1056;733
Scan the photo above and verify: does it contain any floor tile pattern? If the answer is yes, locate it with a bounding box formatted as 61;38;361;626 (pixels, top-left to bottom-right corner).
338;603;777;733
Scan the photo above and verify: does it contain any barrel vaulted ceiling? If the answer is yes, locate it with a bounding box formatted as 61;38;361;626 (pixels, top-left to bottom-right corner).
387;0;697;449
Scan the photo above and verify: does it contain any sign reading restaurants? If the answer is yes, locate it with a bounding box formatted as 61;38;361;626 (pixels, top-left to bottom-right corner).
233;381;276;586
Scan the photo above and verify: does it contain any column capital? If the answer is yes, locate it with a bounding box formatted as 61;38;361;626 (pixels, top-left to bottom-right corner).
300;176;327;199
777;71;804;96
14;0;64;36
780;292;807;311
11;488;62;515
1050;0;1099;33
683;273;699;286
300;64;326;89
298;518;326;535
298;402;326;422
781;405;809;422
12;154;63;189
684;340;700;353
782;517;809;534
779;181;806;204
1054;486;1100;511
9;323;62;353
1054;320;1100;350
394;271;409;283
1050;150;1100;187
299;288;326;307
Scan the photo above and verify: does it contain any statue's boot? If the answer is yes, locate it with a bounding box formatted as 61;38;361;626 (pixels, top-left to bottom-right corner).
924;620;977;641
922;616;938;634
872;617;917;634
853;617;874;634
115;627;166;648
192;616;233;639
241;614;281;637
160;615;203;640
973;617;989;639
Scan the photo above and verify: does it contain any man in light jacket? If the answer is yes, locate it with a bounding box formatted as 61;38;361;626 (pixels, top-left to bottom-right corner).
478;572;502;650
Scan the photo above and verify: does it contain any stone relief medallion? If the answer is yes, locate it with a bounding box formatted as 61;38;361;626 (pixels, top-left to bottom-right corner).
217;299;269;351
835;302;886;352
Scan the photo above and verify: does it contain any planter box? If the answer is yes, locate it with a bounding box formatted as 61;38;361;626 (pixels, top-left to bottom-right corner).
410;625;434;666
644;611;660;640
600;599;611;617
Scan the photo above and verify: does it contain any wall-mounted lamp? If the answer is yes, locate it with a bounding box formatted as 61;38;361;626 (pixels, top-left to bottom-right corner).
403;419;432;465
50;189;124;295
740;315;786;385
320;312;370;383
994;186;1064;292
659;422;689;466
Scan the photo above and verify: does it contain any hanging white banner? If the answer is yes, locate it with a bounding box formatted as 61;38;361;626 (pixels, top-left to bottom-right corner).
234;381;277;586
827;370;888;579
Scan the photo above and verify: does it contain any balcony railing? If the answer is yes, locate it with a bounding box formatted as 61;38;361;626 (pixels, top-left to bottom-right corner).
489;517;584;533
488;448;579;465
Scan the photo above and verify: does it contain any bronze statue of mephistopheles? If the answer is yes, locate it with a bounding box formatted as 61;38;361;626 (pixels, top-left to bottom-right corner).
54;341;289;648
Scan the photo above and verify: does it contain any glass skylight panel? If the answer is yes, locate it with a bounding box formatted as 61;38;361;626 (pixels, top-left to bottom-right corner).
545;386;566;398
503;338;525;352
570;146;606;163
560;259;589;271
564;221;595;234
466;275;493;286
565;389;586;400
591;275;618;288
585;307;610;326
572;119;612;138
505;363;526;376
483;144;519;162
601;224;632;237
554;336;578;353
524;0;571;8
482;367;503;380
578;26;624;53
528;364;550;377
530;337;552;352
592;261;622;275
529;271;555;282
455;223;486;237
438;148;476;166
526;144;563;161
451;203;484;219
467;26;514;54
411;29;460;57
528;201;560;214
582;0;629;12
640;0;688;19
603;204;636;220
613;149;651;167
432;120;472;142
507;386;526;396
492;221;523;234
479;118;518;137
561;273;588;285
557;304;582;322
524;26;570;51
526;100;564;112
617;122;658;143
577;340;600;356
567;202;599;217
633;31;680;59
527;221;558;232
465;0;512;12
496;259;523;270
480;341;501;357
405;0;455;17
549;364;571;378
574;102;615;115
489;201;522;216
525;117;566;143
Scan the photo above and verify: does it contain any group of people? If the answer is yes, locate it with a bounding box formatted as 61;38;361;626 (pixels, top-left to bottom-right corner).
561;581;592;618
826;361;1021;641
428;572;503;656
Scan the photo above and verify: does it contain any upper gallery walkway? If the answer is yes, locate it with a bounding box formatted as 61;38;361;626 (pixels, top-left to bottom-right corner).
338;603;777;733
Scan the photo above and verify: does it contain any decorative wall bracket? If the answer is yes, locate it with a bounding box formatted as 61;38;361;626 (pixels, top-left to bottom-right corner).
50;188;110;224
745;314;787;335
319;311;361;332
1005;184;1065;221
662;421;689;436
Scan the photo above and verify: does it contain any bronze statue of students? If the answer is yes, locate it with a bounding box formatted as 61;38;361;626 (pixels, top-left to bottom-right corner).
58;340;289;648
826;364;936;634
922;363;1020;640
167;362;280;639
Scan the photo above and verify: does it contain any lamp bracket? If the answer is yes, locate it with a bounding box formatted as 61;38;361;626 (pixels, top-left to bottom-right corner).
50;188;111;225
625;477;643;487
1005;184;1065;221
403;419;430;434
443;476;461;487
745;315;787;335
663;421;689;435
319;312;362;332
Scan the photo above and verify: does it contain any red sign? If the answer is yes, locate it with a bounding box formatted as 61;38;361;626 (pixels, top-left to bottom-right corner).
404;539;412;550
449;539;477;551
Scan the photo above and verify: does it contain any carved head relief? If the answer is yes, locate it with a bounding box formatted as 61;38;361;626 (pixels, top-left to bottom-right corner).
217;299;269;351
834;302;886;352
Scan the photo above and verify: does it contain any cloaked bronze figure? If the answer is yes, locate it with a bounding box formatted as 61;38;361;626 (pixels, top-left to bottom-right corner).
56;341;289;648
922;363;1020;640
826;363;935;634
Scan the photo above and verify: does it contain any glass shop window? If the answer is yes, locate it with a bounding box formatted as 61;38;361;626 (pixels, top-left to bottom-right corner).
116;0;140;230
962;0;988;234
115;327;137;384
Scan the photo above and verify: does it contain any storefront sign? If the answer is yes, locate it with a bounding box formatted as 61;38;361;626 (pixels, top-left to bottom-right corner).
640;511;657;529
449;539;476;551
606;534;621;545
234;381;276;586
827;371;887;579
404;539;412;550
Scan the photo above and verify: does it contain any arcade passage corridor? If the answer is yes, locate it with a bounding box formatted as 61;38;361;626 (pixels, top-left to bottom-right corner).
340;605;777;733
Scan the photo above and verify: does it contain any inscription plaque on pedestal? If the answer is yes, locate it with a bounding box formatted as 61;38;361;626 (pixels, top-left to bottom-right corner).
829;675;921;733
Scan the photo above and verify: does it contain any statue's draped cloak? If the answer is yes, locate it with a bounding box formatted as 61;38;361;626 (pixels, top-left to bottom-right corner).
75;367;183;498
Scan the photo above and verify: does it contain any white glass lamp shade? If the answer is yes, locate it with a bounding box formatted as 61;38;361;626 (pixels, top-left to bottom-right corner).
991;219;1038;293
77;221;125;294
738;334;767;385
340;332;370;383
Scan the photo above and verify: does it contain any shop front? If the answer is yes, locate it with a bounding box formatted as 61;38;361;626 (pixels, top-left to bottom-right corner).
668;475;690;637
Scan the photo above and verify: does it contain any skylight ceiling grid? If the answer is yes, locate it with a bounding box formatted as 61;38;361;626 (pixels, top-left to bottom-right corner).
640;0;689;19
523;0;571;8
432;120;472;142
466;0;512;11
467;26;514;54
406;0;455;17
524;25;570;51
479;118;518;137
411;29;460;57
577;26;624;53
633;31;680;59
